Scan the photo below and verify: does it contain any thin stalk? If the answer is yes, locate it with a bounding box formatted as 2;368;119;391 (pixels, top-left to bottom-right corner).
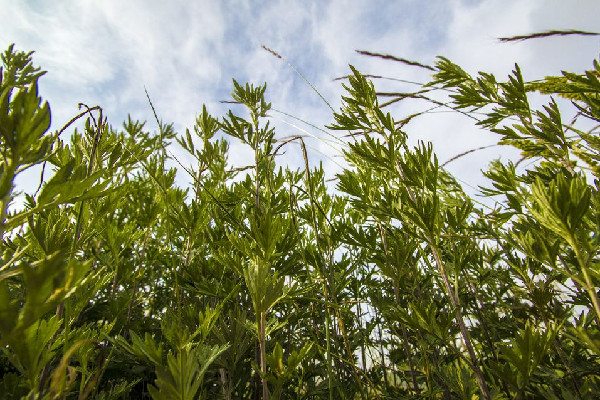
249;110;270;400
376;311;389;388
220;368;231;400
393;157;491;399
253;340;261;400
539;305;583;400
572;242;600;324
259;311;269;400
428;242;491;399
323;270;334;397
299;139;334;400
355;272;367;373
376;222;419;394
465;273;512;398
48;109;105;398
333;306;366;399
553;338;583;400
0;161;16;241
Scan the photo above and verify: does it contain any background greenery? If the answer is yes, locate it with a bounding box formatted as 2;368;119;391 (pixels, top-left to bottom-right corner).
1;37;599;399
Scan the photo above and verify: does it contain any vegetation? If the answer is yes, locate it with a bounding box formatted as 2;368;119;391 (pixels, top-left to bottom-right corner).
1;39;599;399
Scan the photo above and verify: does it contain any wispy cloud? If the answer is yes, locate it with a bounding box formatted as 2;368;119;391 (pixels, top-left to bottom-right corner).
1;0;599;195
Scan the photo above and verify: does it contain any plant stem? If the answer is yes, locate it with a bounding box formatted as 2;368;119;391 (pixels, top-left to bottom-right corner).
0;161;16;241
570;236;600;324
299;140;334;400
377;222;420;393
260;311;269;400
429;242;491;399
392;155;490;399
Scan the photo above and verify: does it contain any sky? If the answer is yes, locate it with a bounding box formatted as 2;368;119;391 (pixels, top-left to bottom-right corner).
2;0;600;200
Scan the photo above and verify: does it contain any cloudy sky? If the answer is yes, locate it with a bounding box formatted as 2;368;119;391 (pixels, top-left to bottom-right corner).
2;0;600;198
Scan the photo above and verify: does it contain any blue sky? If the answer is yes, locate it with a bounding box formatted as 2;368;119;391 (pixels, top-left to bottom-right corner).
2;0;600;198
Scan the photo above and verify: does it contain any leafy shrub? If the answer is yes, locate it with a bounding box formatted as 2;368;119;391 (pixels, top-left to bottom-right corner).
1;40;599;399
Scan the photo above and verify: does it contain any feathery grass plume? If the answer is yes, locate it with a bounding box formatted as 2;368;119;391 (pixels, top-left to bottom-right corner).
355;50;435;71
261;44;334;112
270;107;345;145
334;73;432;88
34;104;103;196
442;144;500;167
261;45;282;59
498;29;600;42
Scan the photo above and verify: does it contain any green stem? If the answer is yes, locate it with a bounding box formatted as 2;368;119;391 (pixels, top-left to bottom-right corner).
260;311;269;400
377;221;420;394
429;242;491;400
0;161;16;240
299;140;334;399
571;239;600;324
392;154;490;399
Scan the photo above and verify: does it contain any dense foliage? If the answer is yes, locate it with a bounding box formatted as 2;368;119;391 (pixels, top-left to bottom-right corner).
1;42;600;399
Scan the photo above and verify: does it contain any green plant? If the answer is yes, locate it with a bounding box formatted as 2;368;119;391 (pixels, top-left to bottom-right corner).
1;36;599;399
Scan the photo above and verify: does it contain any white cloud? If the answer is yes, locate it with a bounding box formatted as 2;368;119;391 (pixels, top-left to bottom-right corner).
1;0;599;196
